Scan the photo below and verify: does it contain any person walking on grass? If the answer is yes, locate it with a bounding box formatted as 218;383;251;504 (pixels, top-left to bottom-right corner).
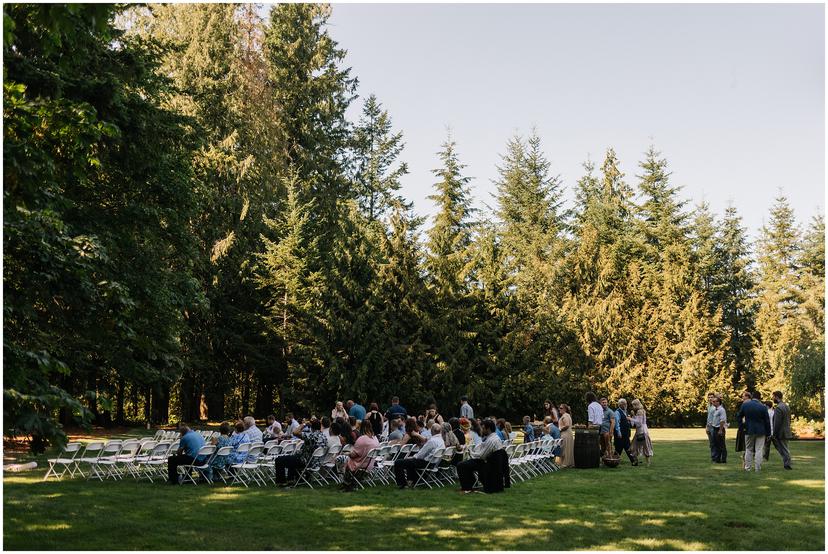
771;391;793;470
736;391;771;472
614;399;637;465
629;399;652;466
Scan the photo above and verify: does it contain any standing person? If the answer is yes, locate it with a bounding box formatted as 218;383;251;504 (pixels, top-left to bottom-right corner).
331;401;348;421
771;391;793;470
762;401;774;461
614;399;637;465
736;391;771;472
543;400;558;424
735;391;751;461
599;397;616;458
347;400;366;424
710;394;728;464
587;392;603;428
366;403;384;438
426;404;444;425
558;404;574;468
629;399;653;466
460;395;474;420
385;396;407;422
705;392;717;462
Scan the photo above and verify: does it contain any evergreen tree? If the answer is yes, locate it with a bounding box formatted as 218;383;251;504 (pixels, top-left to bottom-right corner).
350;94;409;222
753;195;803;397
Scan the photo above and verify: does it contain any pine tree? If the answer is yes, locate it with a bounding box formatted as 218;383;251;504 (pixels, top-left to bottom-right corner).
350;94;409;222
753;195;803;397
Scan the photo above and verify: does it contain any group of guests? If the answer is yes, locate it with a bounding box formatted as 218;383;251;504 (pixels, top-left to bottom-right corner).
586;392;653;466
706;389;793;471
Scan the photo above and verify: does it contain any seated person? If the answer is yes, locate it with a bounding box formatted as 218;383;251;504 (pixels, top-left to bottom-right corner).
386;418;404;443
327;422;343;449
284;413;299;436
340;420;380;491
229;421;252;464
418;419;432;439
470;419;483;446
208;422;234;480
167;423;205;485
523;416;536;443
320;416;331;437
394;423;444;488
495;418;507;441
400;417;426;447
242;416;263;443
263;414;282;440
273;418;327;485
457;419;504;493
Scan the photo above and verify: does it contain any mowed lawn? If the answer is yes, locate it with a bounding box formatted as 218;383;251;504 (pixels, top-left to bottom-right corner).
3;429;824;550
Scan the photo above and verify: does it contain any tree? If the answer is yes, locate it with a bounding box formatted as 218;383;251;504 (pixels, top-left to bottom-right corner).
350;94;409;222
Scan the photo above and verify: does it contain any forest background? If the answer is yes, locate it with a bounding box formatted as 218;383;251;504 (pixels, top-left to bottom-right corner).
3;4;824;451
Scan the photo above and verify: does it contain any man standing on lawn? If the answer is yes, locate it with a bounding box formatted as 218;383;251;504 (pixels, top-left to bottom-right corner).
614;398;637;465
736;391;771;472
710;394;728;463
460;395;474;420
599;397;615;457
771;391;793;470
705;392;717;461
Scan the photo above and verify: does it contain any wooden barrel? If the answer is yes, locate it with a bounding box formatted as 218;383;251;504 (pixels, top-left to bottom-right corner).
574;428;601;468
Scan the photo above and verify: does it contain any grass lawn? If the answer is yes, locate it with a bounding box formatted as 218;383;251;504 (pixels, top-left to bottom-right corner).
3;428;824;550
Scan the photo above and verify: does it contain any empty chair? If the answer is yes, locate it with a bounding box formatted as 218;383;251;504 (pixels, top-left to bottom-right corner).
43;442;83;481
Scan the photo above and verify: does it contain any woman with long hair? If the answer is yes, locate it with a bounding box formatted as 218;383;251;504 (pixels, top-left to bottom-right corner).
629;399;653;466
340;419;379;491
557;404;574;468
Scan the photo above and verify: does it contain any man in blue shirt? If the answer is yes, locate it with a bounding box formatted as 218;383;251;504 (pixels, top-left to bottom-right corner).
385;396;407;421
168;423;205;484
347;400;366;423
737;391;772;472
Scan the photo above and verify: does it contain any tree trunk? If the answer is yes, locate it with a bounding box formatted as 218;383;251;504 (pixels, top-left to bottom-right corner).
115;379;125;426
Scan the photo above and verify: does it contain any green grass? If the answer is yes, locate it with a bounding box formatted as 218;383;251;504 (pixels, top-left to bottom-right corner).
4;429;824;550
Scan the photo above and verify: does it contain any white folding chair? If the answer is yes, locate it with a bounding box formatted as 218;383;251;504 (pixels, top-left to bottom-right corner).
74;441;105;478
229;445;264;487
43;442;82;481
178;445;217;485
87;441;123;481
413;447;445;489
293;446;328;489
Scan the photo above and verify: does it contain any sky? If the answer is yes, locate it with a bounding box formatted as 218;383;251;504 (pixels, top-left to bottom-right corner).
322;3;824;240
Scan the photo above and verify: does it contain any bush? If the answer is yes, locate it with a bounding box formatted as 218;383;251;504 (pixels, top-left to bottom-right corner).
791;416;825;438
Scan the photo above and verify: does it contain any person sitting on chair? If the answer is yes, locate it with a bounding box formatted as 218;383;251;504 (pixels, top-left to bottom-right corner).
340;420;379;491
273;418;326;486
394;423;444;488
167;423;205;485
457;419;503;493
263;414;282;440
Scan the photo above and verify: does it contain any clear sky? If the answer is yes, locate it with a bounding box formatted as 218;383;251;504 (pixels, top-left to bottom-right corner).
324;3;824;239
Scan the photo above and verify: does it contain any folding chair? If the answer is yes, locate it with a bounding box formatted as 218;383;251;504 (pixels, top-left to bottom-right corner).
229;445;265;487
413;447;445;489
209;446;234;485
436;446;457;486
87;441;124;481
178;445;217;485
74;441;105;478
293;446;328;489
350;448;381;490
127;440;158;478
136;442;173;482
319;444;342;484
43;442;82;481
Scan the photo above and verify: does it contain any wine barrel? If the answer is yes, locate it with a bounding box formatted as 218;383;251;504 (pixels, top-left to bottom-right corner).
574;428;601;468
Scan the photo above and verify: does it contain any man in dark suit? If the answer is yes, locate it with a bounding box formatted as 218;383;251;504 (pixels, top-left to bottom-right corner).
736;391;771;472
771;391;793;470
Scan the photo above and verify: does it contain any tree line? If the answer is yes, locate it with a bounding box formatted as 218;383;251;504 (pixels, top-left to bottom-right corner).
3;4;823;451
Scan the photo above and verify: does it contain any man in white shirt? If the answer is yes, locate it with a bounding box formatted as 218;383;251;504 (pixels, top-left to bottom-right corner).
242;416;263;442
263;414;283;440
393;423;444;488
458;419;503;492
285;413;299;436
586;392;603;427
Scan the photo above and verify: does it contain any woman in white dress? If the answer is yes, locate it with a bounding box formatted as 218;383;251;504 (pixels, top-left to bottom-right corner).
629;398;653;466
